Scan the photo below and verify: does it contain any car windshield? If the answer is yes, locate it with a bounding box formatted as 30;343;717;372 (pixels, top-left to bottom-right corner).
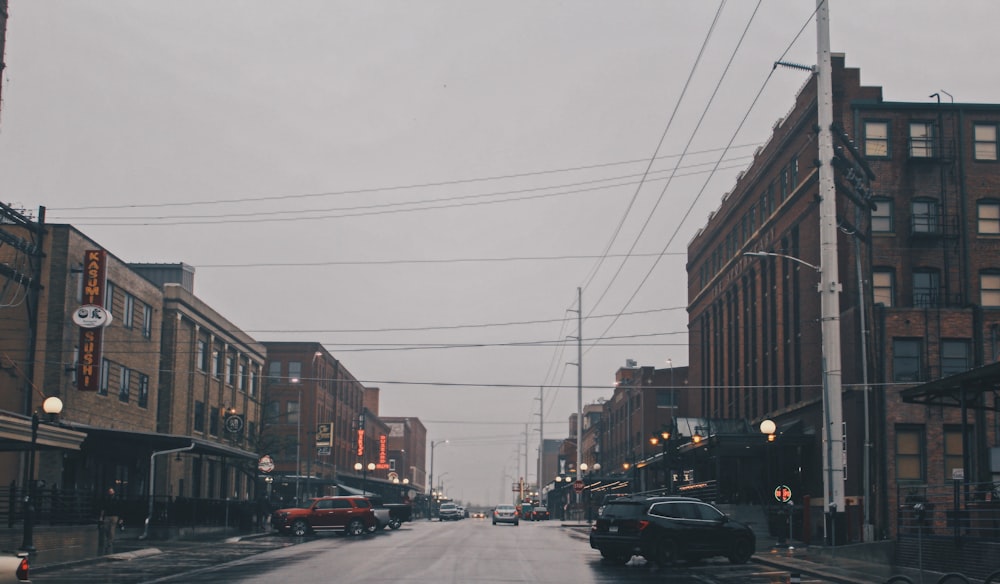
497;505;514;511
600;502;646;519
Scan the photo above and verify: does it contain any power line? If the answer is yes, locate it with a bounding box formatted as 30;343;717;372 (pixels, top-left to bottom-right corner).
48;144;762;213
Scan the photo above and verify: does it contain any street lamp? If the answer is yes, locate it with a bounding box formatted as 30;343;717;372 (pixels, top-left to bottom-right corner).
22;396;63;553
745;250;846;540
290;376;302;503
428;439;448;519
649;426;674;494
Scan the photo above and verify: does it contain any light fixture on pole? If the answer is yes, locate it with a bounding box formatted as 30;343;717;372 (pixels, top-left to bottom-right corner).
289;377;304;503
22;396;63;553
428;440;448;497
746;241;846;542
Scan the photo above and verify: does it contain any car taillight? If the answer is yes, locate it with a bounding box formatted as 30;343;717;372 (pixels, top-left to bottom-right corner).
16;555;28;581
638;520;650;531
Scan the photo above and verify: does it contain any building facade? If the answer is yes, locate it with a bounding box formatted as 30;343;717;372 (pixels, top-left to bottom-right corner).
686;54;1000;541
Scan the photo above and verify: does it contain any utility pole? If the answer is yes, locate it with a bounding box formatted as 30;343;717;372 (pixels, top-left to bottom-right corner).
537;387;543;498
576;287;582;485
816;0;846;542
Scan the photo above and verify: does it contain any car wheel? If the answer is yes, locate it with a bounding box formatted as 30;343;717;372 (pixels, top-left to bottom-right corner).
514;520;519;526
600;550;631;565
290;520;310;537
727;537;754;564
388;518;402;530
492;521;497;525
654;539;679;567
347;519;366;537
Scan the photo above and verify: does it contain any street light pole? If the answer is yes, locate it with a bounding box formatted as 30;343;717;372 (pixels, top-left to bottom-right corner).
428;439;448;520
22;396;63;553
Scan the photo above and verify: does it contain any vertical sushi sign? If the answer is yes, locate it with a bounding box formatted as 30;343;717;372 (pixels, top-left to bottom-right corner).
74;250;112;391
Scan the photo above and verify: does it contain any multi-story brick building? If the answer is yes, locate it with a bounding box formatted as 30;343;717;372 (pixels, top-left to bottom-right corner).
142;265;267;501
260;342;411;500
686;54;1000;542
381;416;427;493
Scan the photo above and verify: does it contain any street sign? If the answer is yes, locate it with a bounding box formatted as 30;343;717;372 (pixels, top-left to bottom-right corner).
258;455;275;473
774;484;792;503
573;480;585;493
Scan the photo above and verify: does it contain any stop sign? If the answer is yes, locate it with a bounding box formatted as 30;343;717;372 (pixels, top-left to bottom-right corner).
573;480;585;493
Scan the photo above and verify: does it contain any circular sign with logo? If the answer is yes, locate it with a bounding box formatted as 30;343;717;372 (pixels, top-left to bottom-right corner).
774;485;792;503
258;455;275;473
224;414;244;434
73;305;113;328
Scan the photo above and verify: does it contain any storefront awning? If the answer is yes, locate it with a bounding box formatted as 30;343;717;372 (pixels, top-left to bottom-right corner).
65;423;260;460
900;361;1000;411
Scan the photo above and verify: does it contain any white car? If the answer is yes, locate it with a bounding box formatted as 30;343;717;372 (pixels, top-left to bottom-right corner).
492;504;519;526
438;502;462;521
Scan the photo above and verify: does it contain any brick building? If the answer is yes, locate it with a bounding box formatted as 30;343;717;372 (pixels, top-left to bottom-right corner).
686;54;1000;542
381;416;427;493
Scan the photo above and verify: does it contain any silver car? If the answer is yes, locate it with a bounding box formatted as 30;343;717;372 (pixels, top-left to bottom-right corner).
492;504;519;526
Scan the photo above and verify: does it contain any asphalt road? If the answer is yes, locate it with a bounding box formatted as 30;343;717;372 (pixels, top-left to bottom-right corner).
34;519;841;583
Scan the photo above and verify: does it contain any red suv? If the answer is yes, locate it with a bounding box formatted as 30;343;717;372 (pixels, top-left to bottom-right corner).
271;496;376;537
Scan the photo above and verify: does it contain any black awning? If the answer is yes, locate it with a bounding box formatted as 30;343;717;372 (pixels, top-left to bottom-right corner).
900;360;1000;411
66;423;259;460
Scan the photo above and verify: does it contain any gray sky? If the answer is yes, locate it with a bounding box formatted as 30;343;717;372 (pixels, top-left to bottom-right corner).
1;1;996;506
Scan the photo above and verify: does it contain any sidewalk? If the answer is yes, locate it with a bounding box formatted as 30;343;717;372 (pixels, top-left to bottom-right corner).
566;522;952;584
752;537;957;584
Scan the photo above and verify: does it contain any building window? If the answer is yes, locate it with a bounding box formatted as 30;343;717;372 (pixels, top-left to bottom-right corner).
974;124;998;161
194;401;205;432
119;366;130;402
865;121;889;157
99;359;110;396
909;122;936;158
105;282;116;319
871;198;893;233
138;373;149;408
982;272;1000;306
943;426;967;480
196;340;208;371
267;361;281;382
912;199;940;234
287;401;300;425
896;425;925;482
213;350;223;379
142;304;153;338
655;389;676;408
209;406;220;436
941;340;971;378
893;339;923;383
288;361;302;381
238;363;246;391
978;200;1000;234
913;269;940;308
873;269;894;306
250;368;259;397
790;158;799;189
264;401;280;423
226;355;235;386
123;293;134;329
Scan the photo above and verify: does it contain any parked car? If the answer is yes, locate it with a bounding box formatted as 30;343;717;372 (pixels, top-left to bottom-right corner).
0;553;29;583
438;502;462;521
530;505;549;521
589;495;755;566
492;503;519;526
271;496;376;537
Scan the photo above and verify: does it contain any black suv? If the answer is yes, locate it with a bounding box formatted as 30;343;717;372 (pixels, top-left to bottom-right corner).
589;495;755;566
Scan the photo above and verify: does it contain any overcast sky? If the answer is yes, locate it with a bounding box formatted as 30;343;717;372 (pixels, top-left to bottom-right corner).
1;1;996;506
